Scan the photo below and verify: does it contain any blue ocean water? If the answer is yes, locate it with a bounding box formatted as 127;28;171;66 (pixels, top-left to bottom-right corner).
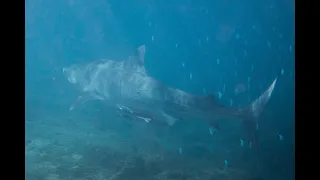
25;0;294;180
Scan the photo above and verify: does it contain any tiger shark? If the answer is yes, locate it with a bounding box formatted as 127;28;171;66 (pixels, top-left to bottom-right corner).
63;45;279;149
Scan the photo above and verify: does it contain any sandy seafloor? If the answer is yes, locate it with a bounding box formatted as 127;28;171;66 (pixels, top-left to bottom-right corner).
25;98;286;180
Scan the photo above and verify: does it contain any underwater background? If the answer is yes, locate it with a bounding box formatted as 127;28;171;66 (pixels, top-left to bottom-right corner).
25;0;295;179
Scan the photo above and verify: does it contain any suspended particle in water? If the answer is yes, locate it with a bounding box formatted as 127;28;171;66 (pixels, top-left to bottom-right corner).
281;69;285;75
198;38;201;46
279;34;283;39
182;62;185;68
175;43;178;48
234;71;237;77
223;84;226;93
235;88;239;95
217;58;220;65
206;36;210;42
148;21;152;27
179;148;183;154
272;27;276;32
151;36;154;41
256;123;259;130
244;50;247;57
229;99;233;106
267;41;271;48
251;65;254;72
218;92;222;99
240;139;244;147
209;147;215;152
249;141;252;149
236;33;240;39
248;77;251;82
206;9;209;14
289;45;292;52
189;73;193;80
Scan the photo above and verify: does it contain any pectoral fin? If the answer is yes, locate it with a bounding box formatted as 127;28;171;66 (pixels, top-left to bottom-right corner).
69;93;103;111
161;111;179;126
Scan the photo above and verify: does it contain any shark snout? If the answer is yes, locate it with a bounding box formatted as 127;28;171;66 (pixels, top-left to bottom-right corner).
62;67;76;84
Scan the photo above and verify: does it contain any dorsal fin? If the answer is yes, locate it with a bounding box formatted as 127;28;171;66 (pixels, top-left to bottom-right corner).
125;45;146;71
136;45;146;66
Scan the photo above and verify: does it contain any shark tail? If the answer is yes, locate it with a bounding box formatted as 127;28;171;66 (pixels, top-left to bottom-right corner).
241;70;281;150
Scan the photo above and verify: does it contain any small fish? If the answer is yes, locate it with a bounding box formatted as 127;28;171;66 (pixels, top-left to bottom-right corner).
240;139;244;147
224;160;229;167
202;88;207;95
179;148;183;154
209;127;215;135
279;134;284;141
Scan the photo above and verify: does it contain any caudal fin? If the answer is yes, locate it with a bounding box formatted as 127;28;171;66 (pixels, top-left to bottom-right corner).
242;70;281;150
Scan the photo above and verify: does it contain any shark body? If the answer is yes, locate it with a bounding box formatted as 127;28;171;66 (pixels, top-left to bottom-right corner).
63;45;279;149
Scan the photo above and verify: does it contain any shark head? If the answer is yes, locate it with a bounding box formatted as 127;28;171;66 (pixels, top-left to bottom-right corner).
62;45;147;93
62;64;93;91
62;65;81;84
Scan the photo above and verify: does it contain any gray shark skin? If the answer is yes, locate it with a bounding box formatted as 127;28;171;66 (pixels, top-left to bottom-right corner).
63;45;280;149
